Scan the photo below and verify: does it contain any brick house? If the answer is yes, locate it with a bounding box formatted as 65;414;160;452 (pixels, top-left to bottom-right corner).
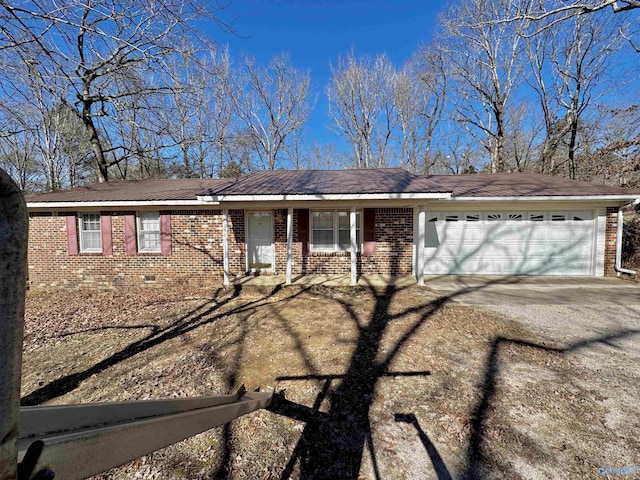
25;169;639;288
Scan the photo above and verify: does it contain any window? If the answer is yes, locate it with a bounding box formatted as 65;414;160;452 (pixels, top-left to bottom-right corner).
551;213;566;222
507;213;523;221
529;213;544;222
466;213;480;222
311;210;361;251
79;213;102;252
137;212;161;252
487;213;502;221
572;212;590;221
445;214;459;222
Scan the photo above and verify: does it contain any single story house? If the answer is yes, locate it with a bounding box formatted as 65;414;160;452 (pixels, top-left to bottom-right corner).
25;168;639;288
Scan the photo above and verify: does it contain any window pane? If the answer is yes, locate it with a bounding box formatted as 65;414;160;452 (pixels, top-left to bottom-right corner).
140;213;159;231
83;231;101;251
82;214;100;231
313;230;333;248
466;214;480;222
313;211;333;229
141;232;160;251
529;213;544;222
338;230;350;248
445;215;459;222
487;213;502;221
338;211;349;229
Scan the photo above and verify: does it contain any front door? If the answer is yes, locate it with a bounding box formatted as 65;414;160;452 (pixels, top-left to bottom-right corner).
247;211;274;271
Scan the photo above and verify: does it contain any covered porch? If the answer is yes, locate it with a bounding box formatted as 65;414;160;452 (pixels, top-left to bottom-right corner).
231;273;418;289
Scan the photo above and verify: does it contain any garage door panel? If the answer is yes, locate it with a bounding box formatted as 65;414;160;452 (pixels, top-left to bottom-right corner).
424;210;595;276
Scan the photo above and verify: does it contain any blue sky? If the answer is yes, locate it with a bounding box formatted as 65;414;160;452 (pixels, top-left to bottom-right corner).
205;0;445;147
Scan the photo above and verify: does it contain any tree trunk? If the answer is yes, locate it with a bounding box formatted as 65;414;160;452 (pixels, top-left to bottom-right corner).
81;100;109;182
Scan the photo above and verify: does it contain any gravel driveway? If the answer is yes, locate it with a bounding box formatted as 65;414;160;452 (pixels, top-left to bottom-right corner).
425;276;640;346
428;275;640;477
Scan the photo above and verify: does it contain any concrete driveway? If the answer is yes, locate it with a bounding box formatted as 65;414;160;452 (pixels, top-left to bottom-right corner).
425;276;640;344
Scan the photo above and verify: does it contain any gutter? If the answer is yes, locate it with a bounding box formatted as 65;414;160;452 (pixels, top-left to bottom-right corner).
197;192;452;202
449;194;640;202
26;200;216;210
615;204;638;276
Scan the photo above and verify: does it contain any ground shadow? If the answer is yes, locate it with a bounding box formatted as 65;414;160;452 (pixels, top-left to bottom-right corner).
266;277;640;479
268;283;451;479
462;329;640;479
20;283;310;406
394;413;453;480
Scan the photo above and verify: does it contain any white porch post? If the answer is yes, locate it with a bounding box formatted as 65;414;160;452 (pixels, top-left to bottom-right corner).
286;208;293;285
417;205;426;286
222;209;230;286
350;207;357;286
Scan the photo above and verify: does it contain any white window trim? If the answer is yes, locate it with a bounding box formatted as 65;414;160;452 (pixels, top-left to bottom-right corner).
137;212;161;253
78;213;102;253
310;209;363;252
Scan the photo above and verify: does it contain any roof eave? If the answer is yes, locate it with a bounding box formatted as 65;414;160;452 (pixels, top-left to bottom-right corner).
26;199;217;210
197;192;453;202
446;195;640;202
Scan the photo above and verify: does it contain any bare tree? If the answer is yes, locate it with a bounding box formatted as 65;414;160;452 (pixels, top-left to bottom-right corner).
526;10;623;177
0;0;225;182
327;51;398;168
440;0;528;173
228;53;311;170
395;46;447;174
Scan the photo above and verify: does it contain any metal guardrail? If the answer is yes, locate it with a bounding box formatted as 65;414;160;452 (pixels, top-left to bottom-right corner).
0;169;273;480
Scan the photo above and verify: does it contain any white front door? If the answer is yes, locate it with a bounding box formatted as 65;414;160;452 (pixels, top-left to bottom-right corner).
247;211;274;270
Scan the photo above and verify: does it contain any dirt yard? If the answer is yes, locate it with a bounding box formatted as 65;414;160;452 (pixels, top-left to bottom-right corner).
21;284;639;479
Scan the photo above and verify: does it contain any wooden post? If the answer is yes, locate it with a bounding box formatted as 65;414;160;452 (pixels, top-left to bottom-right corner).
350;207;357;286
222;209;230;286
417;206;426;286
286;208;293;285
0;168;29;480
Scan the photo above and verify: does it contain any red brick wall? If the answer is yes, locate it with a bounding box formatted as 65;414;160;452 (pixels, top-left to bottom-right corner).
28;206;416;288
604;207;618;276
28;210;245;288
279;208;414;276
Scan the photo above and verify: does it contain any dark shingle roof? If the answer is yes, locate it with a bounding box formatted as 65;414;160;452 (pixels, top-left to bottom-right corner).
202;169;638;197
198;168;450;195
419;173;638;197
26;169;639;204
26;178;234;203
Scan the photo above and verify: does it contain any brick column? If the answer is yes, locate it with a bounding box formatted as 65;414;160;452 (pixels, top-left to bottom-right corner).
604;207;618;276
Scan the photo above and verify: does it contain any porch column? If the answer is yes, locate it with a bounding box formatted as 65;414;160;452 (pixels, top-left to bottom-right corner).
417;205;426;286
286;208;293;285
222;209;230;286
350;207;357;286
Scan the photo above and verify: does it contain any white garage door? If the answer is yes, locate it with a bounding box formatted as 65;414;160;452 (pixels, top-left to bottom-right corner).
423;210;595;275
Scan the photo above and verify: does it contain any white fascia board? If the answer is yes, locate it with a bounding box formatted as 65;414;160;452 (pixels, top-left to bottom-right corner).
27;200;215;209
197;192;452;202
446;195;640;202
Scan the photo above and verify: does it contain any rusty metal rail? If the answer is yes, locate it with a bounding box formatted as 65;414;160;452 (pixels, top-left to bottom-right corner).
0;169;273;480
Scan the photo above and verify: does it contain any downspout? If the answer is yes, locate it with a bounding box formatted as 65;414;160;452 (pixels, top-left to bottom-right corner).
615;204;638;275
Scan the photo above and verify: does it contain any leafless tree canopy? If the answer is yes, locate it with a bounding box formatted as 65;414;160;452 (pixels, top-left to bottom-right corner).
1;0;639;192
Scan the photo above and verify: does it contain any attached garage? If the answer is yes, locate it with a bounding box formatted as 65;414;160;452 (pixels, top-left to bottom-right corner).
421;209;599;276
